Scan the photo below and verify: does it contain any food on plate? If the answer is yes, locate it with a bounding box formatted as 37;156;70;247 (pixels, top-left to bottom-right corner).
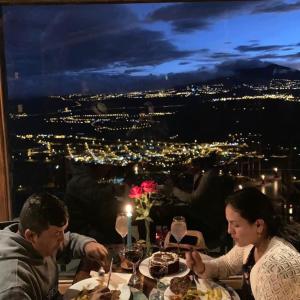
150;251;179;274
120;258;133;270
73;284;121;300
169;275;191;295
168;276;224;300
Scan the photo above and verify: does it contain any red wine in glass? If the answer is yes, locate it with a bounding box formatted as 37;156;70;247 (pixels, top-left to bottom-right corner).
125;249;143;264
124;245;143;287
149;264;168;280
149;259;168;300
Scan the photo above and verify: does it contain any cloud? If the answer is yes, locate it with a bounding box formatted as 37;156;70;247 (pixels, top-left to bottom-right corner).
171;19;209;33
179;62;190;65
252;1;300;14
215;58;270;73
148;2;254;33
8;68;216;98
235;44;286;52
255;52;300;60
5;5;192;78
123;68;147;75
284;52;300;59
210;52;241;59
43;27;192;73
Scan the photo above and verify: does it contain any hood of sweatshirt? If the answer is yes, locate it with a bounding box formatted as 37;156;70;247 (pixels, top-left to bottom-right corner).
0;223;44;263
0;223;60;299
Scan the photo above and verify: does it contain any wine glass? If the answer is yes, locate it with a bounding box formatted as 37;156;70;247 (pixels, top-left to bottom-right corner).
170;216;187;254
115;212;128;254
149;258;168;300
124;244;143;286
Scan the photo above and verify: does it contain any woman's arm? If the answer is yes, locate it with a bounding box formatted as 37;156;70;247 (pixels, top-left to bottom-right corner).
187;245;246;279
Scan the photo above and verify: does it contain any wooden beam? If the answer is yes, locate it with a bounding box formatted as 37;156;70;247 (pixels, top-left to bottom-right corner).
0;0;208;4
0;7;11;220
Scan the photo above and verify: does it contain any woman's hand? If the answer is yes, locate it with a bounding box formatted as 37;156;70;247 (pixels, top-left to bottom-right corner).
185;250;205;275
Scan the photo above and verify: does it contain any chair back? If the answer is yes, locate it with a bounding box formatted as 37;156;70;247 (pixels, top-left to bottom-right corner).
164;230;207;250
0;220;19;230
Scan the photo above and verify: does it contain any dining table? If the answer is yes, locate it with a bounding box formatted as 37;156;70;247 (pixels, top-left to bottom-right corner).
63;243;243;299
72;248;157;298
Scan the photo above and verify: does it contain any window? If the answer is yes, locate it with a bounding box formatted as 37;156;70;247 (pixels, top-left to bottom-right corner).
1;0;299;231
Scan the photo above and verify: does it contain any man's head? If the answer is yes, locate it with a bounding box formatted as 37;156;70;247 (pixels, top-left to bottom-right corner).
19;192;69;257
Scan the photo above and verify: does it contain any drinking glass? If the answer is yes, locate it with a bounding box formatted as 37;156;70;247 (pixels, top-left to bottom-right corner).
170;216;187;254
149;258;168;300
115;212;128;254
124;244;143;286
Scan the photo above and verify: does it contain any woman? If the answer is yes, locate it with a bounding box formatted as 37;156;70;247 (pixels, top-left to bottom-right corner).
186;187;300;300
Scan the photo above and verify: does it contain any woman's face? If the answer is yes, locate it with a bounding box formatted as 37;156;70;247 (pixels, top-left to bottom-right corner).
226;204;263;247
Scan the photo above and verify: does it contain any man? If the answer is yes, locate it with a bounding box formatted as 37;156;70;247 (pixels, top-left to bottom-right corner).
64;161;129;243
0;192;108;299
171;153;234;249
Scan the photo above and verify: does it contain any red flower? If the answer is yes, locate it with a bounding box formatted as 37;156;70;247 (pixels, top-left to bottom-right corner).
129;186;143;199
141;180;157;193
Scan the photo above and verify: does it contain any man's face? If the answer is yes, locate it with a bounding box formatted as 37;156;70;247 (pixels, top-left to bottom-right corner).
30;222;68;257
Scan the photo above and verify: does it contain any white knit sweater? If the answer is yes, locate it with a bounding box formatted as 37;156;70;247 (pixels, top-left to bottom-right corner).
199;236;300;300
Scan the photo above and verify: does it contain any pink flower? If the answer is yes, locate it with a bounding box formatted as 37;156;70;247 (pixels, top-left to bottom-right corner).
129;186;143;199
141;180;157;193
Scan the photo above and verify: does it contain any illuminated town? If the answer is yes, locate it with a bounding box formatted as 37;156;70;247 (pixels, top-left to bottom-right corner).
9;76;300;195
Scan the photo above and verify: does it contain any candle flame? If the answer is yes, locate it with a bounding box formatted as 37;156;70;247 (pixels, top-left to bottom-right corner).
125;204;132;217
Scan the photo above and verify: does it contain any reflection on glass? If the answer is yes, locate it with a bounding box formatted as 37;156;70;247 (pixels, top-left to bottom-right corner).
115;212;128;253
171;216;187;254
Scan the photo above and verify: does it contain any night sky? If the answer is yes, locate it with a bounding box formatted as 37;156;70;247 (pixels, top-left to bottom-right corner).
3;0;300;98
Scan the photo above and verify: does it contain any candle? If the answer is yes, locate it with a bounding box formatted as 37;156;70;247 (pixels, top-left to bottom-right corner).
125;204;132;249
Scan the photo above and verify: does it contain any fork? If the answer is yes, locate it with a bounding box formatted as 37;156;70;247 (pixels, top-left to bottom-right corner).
106;258;114;288
190;273;198;289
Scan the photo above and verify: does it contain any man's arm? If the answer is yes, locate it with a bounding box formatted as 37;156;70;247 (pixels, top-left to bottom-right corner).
0;287;32;300
63;231;97;258
172;171;214;203
59;232;108;267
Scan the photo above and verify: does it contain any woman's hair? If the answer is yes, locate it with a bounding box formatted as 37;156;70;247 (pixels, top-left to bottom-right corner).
226;187;300;250
19;192;69;235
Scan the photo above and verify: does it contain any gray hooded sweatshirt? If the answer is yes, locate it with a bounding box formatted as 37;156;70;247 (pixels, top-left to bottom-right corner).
0;224;96;300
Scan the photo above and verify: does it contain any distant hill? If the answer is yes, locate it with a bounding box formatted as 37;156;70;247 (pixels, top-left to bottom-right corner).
204;62;300;86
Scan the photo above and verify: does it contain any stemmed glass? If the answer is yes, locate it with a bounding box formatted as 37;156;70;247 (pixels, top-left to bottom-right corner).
124;244;143;286
170;216;187;254
149;258;168;300
115;212;128;254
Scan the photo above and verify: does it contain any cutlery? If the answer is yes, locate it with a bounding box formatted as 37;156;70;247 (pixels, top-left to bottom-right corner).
98;266;105;277
106;258;114;288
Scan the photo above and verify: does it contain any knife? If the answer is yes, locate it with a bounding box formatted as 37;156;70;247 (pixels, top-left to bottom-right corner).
106;258;114;288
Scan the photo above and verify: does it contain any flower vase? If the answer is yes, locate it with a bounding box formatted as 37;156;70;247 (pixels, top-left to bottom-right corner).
145;219;152;257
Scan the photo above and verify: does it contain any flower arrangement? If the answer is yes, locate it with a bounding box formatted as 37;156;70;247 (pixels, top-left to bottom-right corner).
128;180;157;255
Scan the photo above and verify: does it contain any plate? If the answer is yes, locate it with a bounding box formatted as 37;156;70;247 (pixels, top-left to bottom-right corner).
139;257;189;283
63;277;131;300
164;278;240;300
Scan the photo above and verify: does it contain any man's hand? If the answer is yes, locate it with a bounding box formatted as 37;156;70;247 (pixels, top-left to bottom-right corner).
185;250;205;275
84;242;108;264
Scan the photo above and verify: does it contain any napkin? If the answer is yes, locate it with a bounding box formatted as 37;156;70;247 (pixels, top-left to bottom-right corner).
90;271;132;284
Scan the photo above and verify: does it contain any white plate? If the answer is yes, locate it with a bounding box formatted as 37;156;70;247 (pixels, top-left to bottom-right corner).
139;257;189;283
164;278;240;300
63;277;131;300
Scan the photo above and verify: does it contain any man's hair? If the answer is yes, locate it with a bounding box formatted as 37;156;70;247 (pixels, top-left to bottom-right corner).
19;192;69;235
